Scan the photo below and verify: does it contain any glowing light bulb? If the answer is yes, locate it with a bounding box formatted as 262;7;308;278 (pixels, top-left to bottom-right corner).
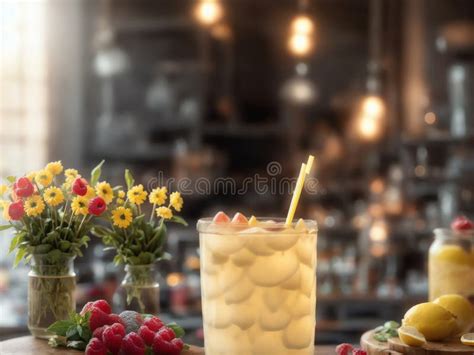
370;220;388;242
288;33;312;56
424;112;436;125
291;15;314;35
194;0;223;26
358;114;379;140
362;96;385;118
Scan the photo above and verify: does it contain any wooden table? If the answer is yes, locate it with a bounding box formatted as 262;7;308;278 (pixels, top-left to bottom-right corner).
0;336;336;354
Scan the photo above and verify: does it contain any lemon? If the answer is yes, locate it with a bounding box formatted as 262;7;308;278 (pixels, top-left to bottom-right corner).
398;325;426;347
461;333;474;346
434;294;474;334
402;302;457;341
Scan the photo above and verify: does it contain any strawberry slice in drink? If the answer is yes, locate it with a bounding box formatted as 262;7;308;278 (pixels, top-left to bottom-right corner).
231;212;248;224
451;216;474;231
213;211;230;223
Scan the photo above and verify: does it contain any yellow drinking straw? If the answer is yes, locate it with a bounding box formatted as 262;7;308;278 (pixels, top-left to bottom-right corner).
285;155;315;225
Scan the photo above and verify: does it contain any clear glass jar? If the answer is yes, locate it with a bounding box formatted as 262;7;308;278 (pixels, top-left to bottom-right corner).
113;264;160;315
428;228;474;302
28;254;76;339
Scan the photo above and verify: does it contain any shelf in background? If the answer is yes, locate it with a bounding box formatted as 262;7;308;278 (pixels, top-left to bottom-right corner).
401;134;474;148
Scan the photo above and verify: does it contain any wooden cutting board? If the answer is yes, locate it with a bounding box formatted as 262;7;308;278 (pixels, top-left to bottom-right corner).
361;329;474;355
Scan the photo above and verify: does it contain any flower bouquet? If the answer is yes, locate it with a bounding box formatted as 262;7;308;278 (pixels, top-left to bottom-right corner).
92;169;187;314
0;160;108;338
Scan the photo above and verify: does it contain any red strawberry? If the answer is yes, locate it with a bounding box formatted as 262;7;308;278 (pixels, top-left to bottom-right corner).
336;343;353;355
92;326;106;339
231;212;248;224
143;316;164;332
81;301;95;316
85;338;108;355
352;349;367;355
121;332;146;355
89;308;111;331
102;323;125;354
451;216;474;231
138;325;155;346
93;300;112;314
212;211;230;223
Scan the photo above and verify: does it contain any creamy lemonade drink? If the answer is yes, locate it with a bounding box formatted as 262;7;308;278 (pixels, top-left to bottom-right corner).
198;212;317;355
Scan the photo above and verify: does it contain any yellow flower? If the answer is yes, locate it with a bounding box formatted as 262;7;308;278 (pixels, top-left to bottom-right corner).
127;185;148;205
112;207;133;228
85;186;96;199
24;195;45;217
156;206;173;220
0;184;8;195
71;196;89;215
45;161;63;176
35;169;53;187
117;190;125;198
96;181;113;204
2;202;11;221
64;168;79;179
149;187;167;206
116;198;124;205
169;191;183;212
26;171;36;181
43;187;65;206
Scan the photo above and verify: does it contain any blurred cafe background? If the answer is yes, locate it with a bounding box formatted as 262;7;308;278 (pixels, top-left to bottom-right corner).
1;0;474;345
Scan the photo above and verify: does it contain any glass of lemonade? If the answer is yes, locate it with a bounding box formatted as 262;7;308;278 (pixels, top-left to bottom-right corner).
197;216;317;355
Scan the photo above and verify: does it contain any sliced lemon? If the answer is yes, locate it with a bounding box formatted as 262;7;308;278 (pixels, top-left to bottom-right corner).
398;326;426;347
461;333;474;346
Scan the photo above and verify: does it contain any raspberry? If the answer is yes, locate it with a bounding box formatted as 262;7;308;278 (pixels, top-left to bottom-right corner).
171;338;184;351
121;332;146;355
336;343;353;355
92;326;106;339
102;323;125;354
143;316;164;332
157;327;176;341
108;314;124;326
352;349;367;355
92;300;112;314
89;308;112;331
152;335;179;355
138;325;155;346
451;216;474;231
85;338;108;355
119;311;144;334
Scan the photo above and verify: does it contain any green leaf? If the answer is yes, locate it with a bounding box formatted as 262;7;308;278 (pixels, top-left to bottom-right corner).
384;320;400;329
8;232;24;254
90;160;105;186
13;248;26;267
66;340;87;351
0;224;13;231
159;252;172;261
169;215;188;226
47;320;75;337
166;322;185;338
125;169;135;190
6;176;16;183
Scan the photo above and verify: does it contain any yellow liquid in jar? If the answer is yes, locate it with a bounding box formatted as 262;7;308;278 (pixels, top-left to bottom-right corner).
428;244;474;301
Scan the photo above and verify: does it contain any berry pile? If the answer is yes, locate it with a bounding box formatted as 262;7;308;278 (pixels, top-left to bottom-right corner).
336;343;367;355
48;299;185;355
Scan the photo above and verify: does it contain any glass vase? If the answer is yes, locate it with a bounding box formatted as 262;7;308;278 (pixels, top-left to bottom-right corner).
113;264;160;315
28;254;76;339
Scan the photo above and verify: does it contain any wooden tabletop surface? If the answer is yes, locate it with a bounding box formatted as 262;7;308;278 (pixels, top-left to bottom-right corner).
0;336;336;354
